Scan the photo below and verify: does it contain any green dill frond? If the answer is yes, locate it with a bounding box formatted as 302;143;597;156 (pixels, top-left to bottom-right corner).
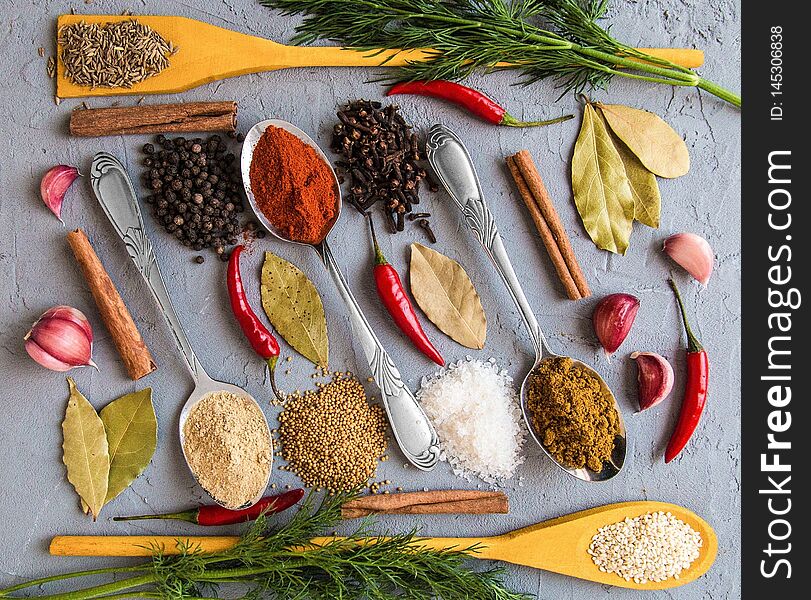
258;0;740;106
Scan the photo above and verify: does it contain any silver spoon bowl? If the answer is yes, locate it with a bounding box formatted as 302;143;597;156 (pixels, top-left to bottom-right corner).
425;125;626;482
90;152;272;509
241;119;441;472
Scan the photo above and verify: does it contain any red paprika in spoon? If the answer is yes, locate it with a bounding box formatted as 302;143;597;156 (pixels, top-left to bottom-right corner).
368;216;443;366
665;279;709;463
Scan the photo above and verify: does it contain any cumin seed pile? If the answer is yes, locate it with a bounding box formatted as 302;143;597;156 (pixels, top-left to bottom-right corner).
58;20;176;88
182;391;271;508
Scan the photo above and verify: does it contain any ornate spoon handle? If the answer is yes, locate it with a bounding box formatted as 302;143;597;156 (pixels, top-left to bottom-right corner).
426;124;544;360
90;152;205;382
315;241;440;471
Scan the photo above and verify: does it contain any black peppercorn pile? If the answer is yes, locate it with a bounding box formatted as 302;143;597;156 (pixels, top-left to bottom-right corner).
331;100;437;236
142;134;245;260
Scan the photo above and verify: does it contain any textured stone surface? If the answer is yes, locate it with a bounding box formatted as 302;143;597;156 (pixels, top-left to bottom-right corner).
0;0;740;597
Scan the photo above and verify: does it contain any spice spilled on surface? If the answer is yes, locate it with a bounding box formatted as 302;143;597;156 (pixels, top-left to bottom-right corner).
249;126;338;244
278;375;387;492
182;391;271;509
588;511;702;584
59;20;176;88
526;357;619;472
417;358;525;482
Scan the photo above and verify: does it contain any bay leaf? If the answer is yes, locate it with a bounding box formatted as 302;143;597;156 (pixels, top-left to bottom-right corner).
409;243;486;349
597;103;690;179
100;388;157;506
261;250;328;367
572;103;635;255
62;378;109;520
609;129;661;229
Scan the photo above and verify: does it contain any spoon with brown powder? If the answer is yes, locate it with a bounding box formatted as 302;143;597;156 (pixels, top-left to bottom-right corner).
90;152;272;509
425;125;626;482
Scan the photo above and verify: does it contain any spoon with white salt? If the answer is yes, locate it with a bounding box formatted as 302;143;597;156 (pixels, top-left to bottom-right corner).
90;152;272;509
425;124;626;482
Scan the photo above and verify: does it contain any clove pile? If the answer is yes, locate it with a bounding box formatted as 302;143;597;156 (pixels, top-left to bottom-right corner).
331;100;437;236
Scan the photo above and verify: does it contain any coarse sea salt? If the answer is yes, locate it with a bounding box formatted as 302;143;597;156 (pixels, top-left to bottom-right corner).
417;357;526;482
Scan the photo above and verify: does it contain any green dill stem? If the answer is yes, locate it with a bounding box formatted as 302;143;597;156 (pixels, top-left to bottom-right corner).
697;78;742;106
23;575;157;600
0;566;147;596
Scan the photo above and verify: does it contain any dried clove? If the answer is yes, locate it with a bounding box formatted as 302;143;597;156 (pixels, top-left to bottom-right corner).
331;100;430;233
417;219;437;243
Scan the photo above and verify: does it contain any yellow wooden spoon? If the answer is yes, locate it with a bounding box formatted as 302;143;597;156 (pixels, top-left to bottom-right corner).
50;500;717;590
56;14;704;98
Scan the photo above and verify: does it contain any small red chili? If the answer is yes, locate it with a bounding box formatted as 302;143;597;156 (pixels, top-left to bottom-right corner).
665;279;709;463
113;489;305;526
227;245;281;399
368;216;443;366
387;80;574;128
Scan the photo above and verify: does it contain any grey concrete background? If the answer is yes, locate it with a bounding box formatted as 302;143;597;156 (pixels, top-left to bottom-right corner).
0;0;740;597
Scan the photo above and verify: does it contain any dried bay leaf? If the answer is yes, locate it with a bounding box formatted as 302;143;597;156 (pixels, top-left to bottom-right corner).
597;103;689;179
572;103;635;255
261;250;328;367
62;378;109;520
409;243;486;349
610;130;661;229
100;388;157;505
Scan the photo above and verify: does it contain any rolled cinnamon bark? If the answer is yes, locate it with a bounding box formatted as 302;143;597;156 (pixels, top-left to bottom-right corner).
506;155;581;300
69;101;237;137
507;150;591;300
341;490;508;519
67;229;157;380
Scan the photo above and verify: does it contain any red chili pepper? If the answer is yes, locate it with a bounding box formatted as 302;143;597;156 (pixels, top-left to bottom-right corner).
368;216;443;366
387;80;574;128
227;245;281;399
113;488;305;526
665;279;709;463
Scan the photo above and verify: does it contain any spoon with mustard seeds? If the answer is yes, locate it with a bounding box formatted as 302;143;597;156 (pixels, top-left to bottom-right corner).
425;124;626;482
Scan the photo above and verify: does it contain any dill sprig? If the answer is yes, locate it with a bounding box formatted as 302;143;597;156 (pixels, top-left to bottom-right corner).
258;0;740;107
0;491;530;600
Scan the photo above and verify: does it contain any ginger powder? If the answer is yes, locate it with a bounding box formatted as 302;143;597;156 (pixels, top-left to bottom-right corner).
182;391;271;508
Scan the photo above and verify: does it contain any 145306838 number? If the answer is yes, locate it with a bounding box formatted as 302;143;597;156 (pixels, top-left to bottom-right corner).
771;26;783;96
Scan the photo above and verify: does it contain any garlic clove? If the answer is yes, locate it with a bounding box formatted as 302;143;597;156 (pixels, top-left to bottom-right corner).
23;305;95;371
592;293;640;355
663;232;714;286
40;165;81;223
40;305;93;343
24;339;75;372
630;351;674;411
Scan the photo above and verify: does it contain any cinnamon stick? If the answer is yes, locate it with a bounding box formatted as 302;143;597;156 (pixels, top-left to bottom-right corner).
507;150;591;299
67;229;157;380
341;490;509;519
69;101;237;137
506;155;581;300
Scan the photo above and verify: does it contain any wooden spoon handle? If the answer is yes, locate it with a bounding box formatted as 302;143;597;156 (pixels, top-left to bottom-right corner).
277;46;704;70
48;534;496;558
50;535;240;557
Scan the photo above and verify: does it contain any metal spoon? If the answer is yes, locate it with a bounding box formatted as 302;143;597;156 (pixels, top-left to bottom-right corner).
241;119;440;471
425;125;626;482
89;152;272;508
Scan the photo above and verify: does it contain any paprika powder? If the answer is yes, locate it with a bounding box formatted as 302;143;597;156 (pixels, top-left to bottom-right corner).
249;126;338;244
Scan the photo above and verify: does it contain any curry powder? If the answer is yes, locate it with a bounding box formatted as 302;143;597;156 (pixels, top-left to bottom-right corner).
526;357;620;472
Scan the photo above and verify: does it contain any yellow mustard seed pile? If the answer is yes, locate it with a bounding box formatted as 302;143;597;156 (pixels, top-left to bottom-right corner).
278;375;387;492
